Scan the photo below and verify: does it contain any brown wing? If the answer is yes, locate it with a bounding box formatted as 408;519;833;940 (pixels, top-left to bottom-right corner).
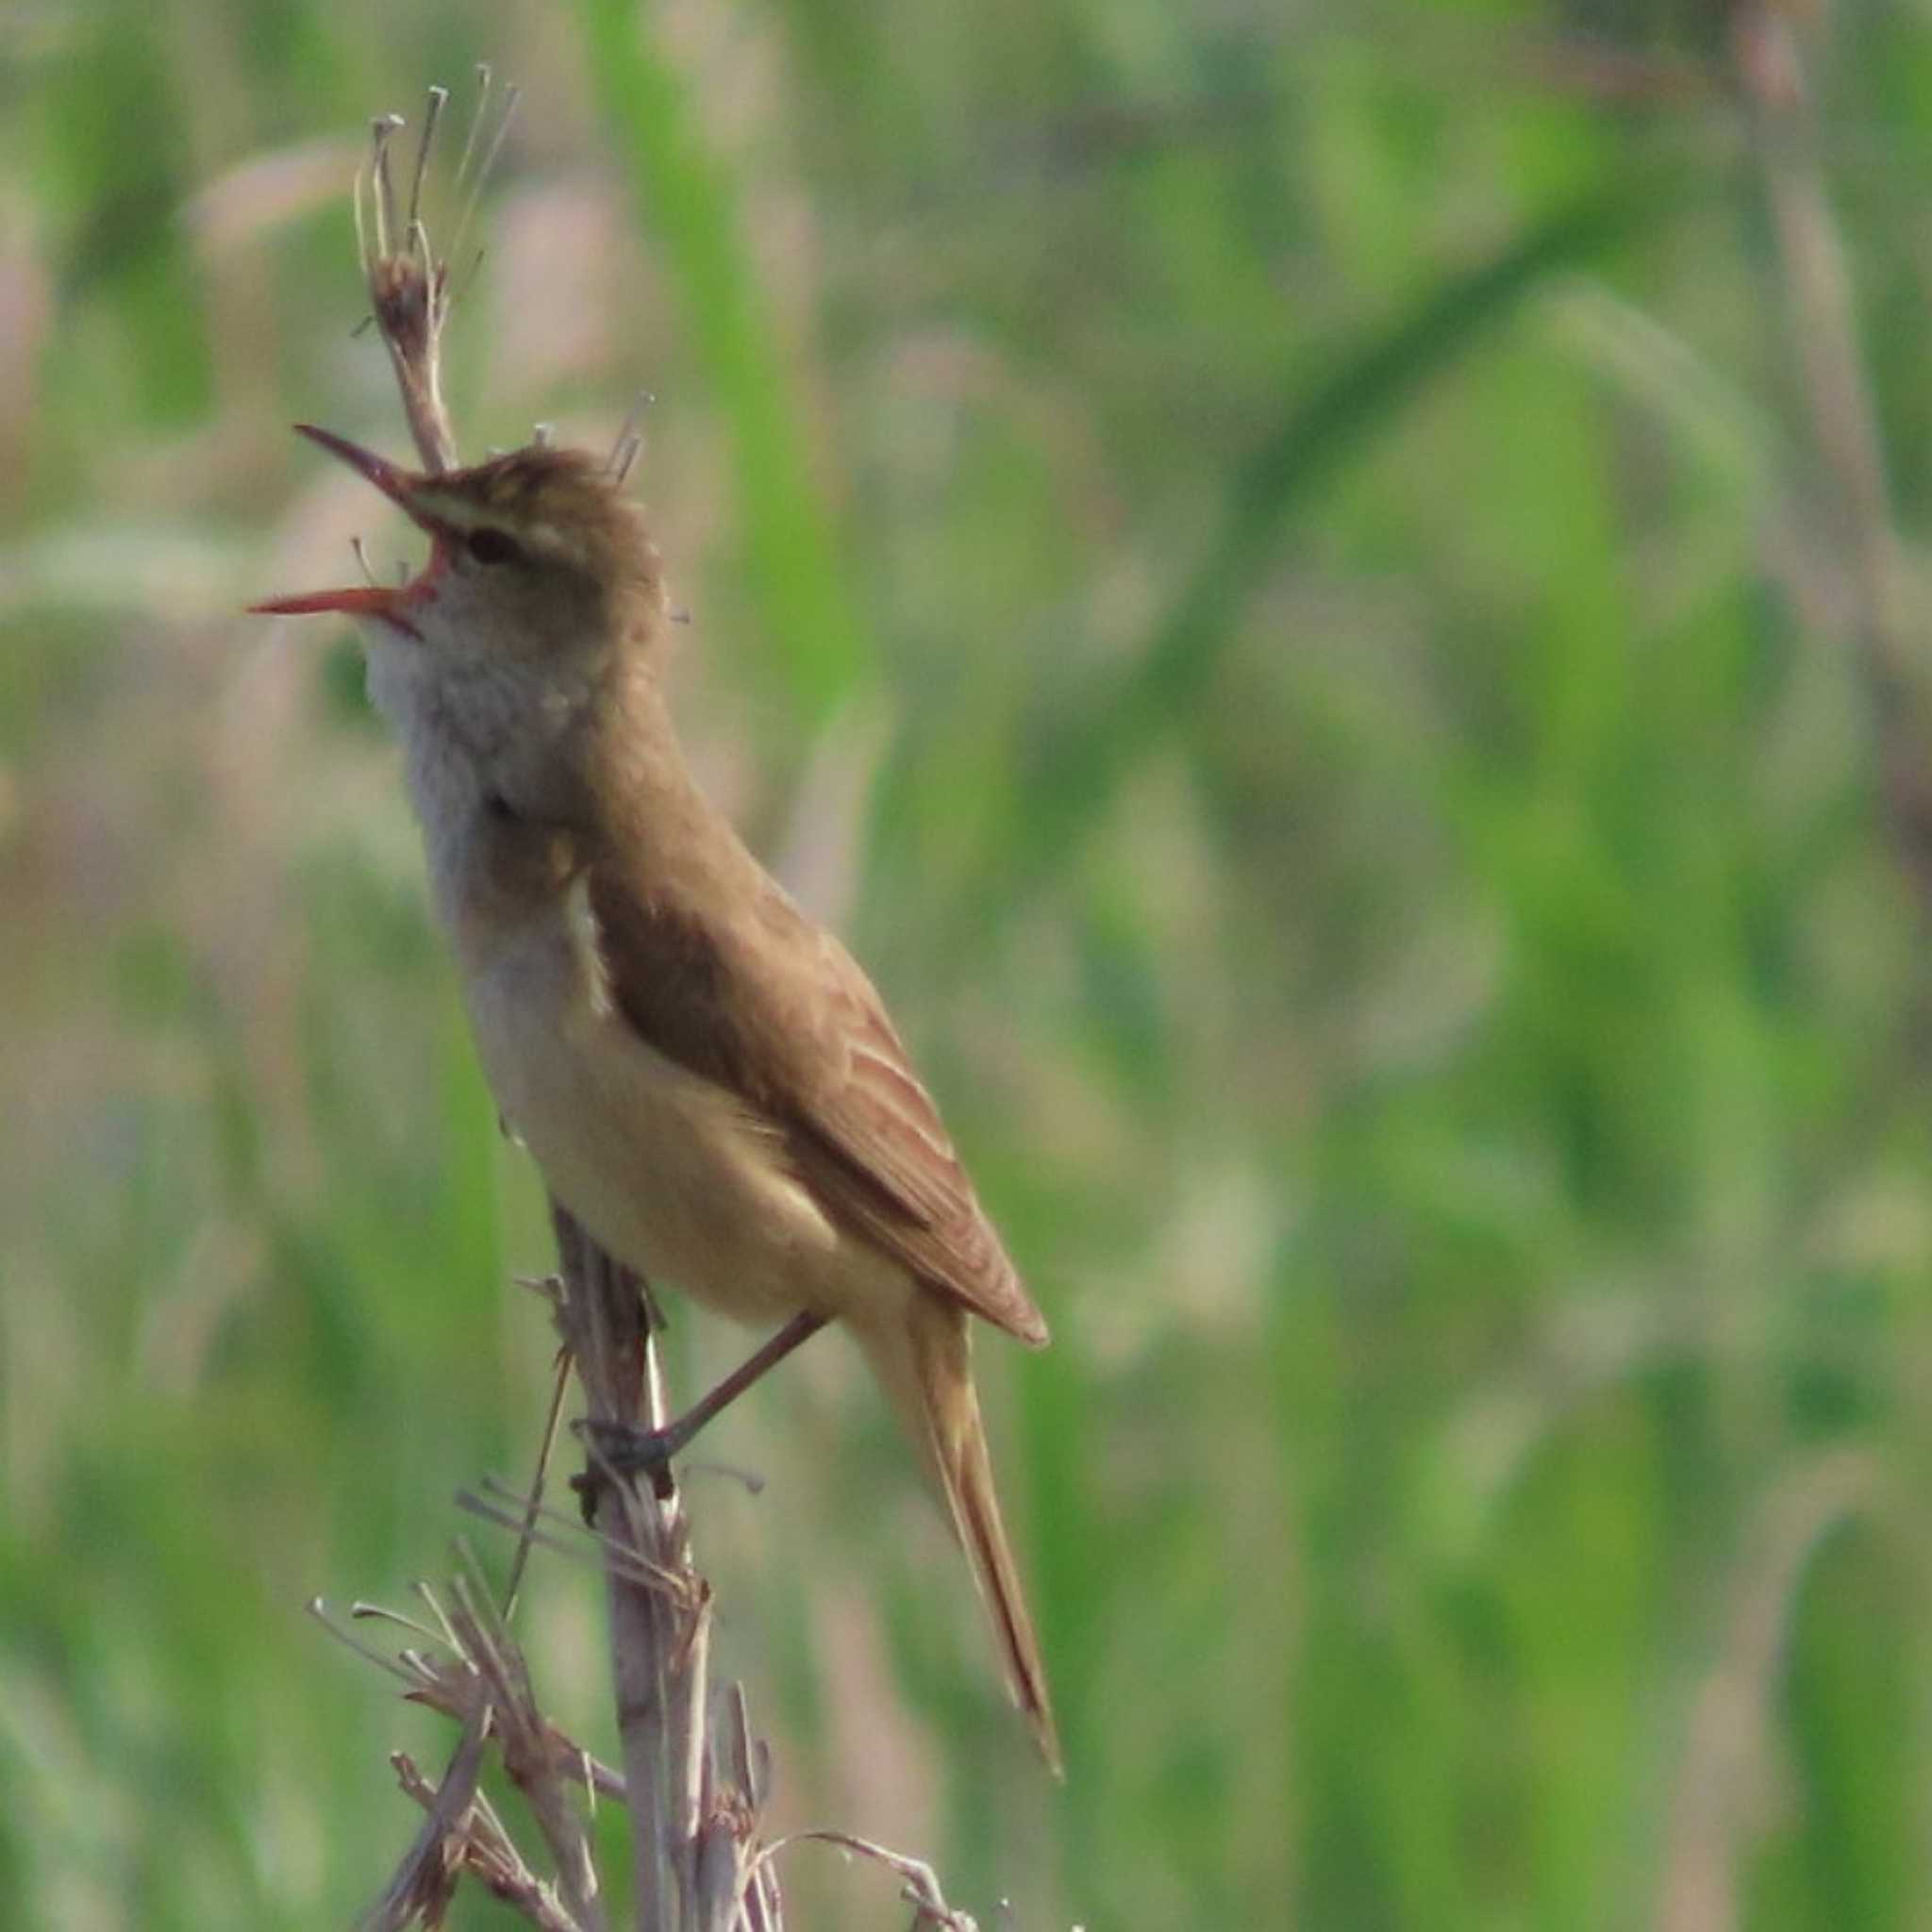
585;854;1048;1348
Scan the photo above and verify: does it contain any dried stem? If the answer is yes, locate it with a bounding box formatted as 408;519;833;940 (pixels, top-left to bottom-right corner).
548;1205;739;1932
357;87;463;472
320;77;981;1932
358;1721;487;1931
751;1832;981;1931
504;1346;575;1620
445;1558;607;1929
375;1732;583;1932
1730;2;1932;902
341;85;776;1929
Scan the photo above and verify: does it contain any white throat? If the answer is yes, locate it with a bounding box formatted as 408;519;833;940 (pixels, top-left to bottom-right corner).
359;622;591;924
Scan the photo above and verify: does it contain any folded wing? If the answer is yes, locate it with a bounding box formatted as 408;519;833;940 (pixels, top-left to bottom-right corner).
585;853;1048;1348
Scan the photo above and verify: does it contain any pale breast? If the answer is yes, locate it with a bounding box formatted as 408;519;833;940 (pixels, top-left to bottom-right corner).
458;880;856;1328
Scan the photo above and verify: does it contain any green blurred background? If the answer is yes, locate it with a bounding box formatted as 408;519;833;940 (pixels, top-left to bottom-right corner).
8;0;1932;1925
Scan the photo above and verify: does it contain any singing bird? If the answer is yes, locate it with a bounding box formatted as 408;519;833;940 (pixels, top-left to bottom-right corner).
256;426;1059;1770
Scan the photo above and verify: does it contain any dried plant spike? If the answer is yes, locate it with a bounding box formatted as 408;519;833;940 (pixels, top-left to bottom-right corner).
368;113;406;260
407;206;437;297
607;391;654;484
360;1723;488;1932
412;1578;467;1657
450;79;522;280
408;85;448;235
308;1598;417;1683
350;1598;448;1649
455;62;495;192
351;161;371;288
351;94;461;471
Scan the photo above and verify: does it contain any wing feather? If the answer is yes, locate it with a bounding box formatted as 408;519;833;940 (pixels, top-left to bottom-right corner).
584;855;1048;1347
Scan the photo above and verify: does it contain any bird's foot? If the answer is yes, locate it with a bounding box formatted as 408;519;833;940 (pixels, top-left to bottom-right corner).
574;1418;682;1515
568;1312;831;1521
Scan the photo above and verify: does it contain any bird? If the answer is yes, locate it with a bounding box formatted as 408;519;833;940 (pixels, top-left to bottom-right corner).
254;425;1060;1771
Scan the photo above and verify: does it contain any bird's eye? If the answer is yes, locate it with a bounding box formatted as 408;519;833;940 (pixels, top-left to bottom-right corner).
466;526;522;566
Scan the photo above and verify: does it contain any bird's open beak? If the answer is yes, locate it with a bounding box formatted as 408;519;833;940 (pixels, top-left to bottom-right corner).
249;424;452;637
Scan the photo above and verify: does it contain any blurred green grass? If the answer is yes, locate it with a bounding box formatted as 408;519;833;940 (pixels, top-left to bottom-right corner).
8;2;1932;1927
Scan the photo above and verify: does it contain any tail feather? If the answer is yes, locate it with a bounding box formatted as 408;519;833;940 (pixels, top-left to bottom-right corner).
864;1291;1062;1775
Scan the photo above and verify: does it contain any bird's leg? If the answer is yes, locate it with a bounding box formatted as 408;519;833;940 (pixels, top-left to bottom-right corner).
576;1310;829;1507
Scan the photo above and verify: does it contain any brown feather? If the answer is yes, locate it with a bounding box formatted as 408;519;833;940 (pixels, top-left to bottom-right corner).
858;1292;1061;1774
581;809;1049;1348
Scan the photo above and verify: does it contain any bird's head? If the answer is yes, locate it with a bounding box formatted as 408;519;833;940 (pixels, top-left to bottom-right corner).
253;425;667;673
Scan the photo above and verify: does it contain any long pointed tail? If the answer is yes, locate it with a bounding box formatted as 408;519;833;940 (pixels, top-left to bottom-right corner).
862;1291;1062;1774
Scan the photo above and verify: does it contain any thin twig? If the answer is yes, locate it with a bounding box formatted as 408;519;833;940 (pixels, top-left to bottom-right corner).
446;1565;608;1932
458;1476;684;1593
358;1721;487;1931
451;78;524;280
407;85;448;236
379;1737;585;1932
549;1204;711;1930
505;1347;576;1619
750;1831;981;1931
313;1590;631;1805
